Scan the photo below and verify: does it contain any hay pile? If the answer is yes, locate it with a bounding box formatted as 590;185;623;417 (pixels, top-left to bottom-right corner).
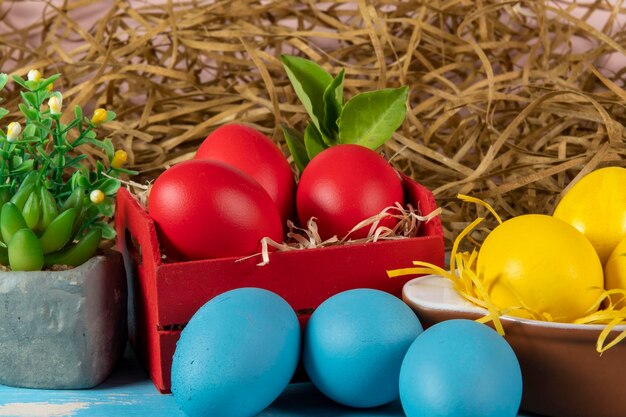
1;0;625;247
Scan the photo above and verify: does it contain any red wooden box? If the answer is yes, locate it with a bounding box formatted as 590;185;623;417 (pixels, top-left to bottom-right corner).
115;175;444;393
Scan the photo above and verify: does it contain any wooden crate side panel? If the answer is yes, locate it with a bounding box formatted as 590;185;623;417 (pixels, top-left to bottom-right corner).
155;330;179;393
154;235;444;326
115;188;166;389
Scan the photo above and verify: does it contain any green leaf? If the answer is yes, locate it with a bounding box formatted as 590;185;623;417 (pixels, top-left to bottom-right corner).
10;159;34;175
70;172;81;189
18;103;37;120
74;105;83;121
322;68;345;140
0;74;7;90
45;73;61;83
88;138;105;149
103;138;114;160
15;137;41;144
36;145;51;163
12;75;29;90
105;111;116;123
338;86;409;150
23;124;37;138
21;91;38;108
30;120;52;136
93;221;116;240
281;55;333;135
96;200;114;217
38;74;60;92
304;123;326;160
77;175;91;189
65;154;88;169
61;119;80;136
53;154;66;169
0;108;8;119
112;167;138;175
281;124;309;172
99;178;121;195
24;81;38;91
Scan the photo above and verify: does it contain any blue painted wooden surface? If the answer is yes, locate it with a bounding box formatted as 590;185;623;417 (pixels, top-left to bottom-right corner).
0;346;539;417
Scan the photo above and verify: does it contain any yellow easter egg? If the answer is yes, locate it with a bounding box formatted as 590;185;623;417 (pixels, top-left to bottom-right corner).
476;214;603;322
553;167;626;265
604;235;626;305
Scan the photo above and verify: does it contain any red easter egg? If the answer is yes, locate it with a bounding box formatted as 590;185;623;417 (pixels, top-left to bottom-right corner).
296;144;404;240
149;160;283;260
195;124;296;224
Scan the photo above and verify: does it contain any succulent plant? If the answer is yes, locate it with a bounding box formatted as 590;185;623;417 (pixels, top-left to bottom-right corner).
0;71;136;271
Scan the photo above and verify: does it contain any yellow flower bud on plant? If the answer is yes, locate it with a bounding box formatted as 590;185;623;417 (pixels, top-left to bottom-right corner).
46;83;53;92
111;150;127;169
27;69;42;82
6;122;21;142
91;108;108;126
90;189;105;204
48;94;62;115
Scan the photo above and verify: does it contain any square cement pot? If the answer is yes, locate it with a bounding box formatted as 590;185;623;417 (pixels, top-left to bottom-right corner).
0;250;127;389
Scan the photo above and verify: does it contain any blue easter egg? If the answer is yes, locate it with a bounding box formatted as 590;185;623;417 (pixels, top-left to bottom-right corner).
171;288;300;417
303;289;423;408
399;319;522;417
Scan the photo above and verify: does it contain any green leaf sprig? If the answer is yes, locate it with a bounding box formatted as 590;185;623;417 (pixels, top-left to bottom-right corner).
0;70;137;270
280;55;409;171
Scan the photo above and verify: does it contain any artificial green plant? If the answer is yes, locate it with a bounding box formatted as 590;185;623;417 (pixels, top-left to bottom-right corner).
0;70;136;271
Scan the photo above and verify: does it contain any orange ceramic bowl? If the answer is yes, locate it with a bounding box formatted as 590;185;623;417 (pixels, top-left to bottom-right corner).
403;275;626;417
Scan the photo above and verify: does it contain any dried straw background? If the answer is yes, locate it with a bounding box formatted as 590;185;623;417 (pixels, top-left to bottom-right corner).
1;0;626;248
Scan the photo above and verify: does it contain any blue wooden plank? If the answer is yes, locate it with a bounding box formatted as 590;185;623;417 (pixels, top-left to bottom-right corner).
0;347;540;417
0;350;185;417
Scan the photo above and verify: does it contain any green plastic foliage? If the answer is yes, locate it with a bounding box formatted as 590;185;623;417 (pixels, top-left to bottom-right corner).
0;72;137;270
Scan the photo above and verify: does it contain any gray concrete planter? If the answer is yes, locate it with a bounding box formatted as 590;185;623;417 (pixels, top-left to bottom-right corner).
0;250;127;389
